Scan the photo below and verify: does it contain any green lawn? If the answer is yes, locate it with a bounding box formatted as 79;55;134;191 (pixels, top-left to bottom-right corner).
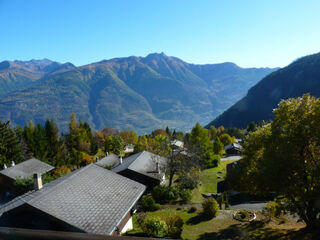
191;160;235;203
128;208;306;240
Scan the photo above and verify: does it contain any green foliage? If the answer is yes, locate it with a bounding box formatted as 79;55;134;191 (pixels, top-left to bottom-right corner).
165;215;184;238
12;177;33;195
177;168;200;190
202;198;219;218
141;195;160;212
228;94;320;229
246;122;257;133
235;210;250;220
179;189;192;203
141;217;167;237
224;127;245;139
213;135;224;155
152;185;179;204
0;121;23;166
219;133;235;146
189;123;216;169
264;200;287;218
188;206;197;213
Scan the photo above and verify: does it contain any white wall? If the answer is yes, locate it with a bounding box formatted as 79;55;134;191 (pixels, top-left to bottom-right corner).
120;216;133;234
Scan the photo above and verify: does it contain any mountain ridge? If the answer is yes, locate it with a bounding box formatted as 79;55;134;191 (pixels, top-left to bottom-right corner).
0;53;277;133
207;52;320;129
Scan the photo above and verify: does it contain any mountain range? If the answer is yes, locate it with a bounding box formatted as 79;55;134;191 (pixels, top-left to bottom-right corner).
207;52;320;128
0;53;276;133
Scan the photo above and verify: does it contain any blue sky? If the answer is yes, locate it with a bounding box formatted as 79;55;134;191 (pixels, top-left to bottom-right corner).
1;0;320;68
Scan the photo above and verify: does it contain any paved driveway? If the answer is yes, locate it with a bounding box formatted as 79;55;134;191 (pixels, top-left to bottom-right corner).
230;202;267;210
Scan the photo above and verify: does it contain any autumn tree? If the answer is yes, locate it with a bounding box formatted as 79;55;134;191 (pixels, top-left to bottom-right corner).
228;94;320;229
120;130;138;145
219;133;235;146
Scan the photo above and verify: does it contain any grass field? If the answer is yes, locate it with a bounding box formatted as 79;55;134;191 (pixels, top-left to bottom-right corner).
191;160;235;203
128;207;308;240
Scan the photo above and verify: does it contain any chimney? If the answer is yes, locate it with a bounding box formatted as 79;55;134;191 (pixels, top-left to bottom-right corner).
119;157;123;165
156;162;160;174
11;161;15;167
33;173;43;190
3;164;7;169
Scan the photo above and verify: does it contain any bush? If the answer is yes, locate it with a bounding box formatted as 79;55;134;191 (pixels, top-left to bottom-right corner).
202;198;219;218
152;185;179;204
179;189;192;203
177;168;200;190
165;215;184;238
135;212;147;227
188;206;197;213
13;177;33;195
142;217;167;237
263;200;286;218
141;195;160;211
236;210;249;220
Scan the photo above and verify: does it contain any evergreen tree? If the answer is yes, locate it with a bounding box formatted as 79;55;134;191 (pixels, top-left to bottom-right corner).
0;121;23;166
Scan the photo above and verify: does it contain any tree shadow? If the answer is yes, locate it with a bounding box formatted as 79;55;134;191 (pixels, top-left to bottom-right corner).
197;222;317;240
186;214;213;225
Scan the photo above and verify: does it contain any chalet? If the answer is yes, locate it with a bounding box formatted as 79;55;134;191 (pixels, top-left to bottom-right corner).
224;143;243;156
0;158;54;194
124;144;134;153
95;153;119;169
171;140;184;149
111;151;166;189
0;164;146;236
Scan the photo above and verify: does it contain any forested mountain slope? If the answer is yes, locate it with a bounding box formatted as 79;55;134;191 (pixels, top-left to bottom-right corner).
0;53;276;133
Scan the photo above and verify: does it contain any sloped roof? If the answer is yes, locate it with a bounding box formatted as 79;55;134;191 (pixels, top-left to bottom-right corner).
224;143;243;151
95;153;119;168
171;140;183;148
0;164;146;235
0;158;54;180
111;151;166;180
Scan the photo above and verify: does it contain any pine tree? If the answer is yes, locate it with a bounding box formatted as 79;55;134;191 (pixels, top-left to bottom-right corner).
0;121;23;166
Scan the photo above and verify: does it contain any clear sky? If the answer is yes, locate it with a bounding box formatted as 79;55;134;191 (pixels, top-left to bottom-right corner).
1;0;320;68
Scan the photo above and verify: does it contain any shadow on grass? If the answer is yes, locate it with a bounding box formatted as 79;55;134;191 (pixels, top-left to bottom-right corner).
186;214;214;225
197;221;317;240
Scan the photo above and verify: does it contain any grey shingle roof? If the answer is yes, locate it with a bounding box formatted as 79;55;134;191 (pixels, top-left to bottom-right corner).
0;158;54;180
111;151;166;180
0;164;146;235
95;154;119;168
224;143;243;151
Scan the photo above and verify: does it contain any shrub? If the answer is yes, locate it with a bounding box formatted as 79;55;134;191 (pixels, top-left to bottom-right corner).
188;206;197;213
142;217;167;237
141;195;160;211
13;177;33;195
263;200;286;218
202;198;219;218
135;212;147;227
152;185;179;204
165;215;184;238
179;189;192;203
177;168;200;190
236;210;249;220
